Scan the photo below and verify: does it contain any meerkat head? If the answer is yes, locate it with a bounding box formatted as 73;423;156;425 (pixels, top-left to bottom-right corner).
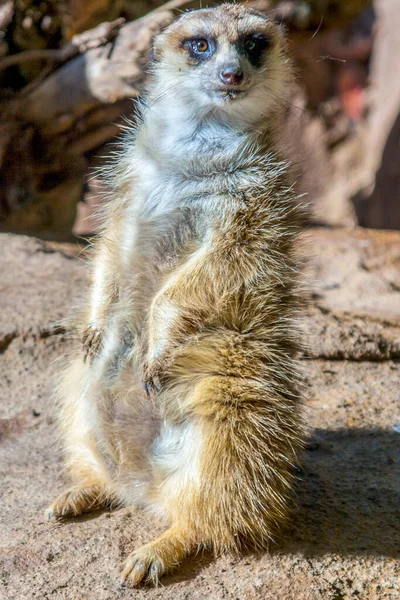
151;4;291;123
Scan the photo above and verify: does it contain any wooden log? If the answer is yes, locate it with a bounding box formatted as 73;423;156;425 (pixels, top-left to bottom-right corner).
0;0;13;31
60;0;124;40
9;12;172;126
0;0;373;237
0;9;174;236
0;17;125;73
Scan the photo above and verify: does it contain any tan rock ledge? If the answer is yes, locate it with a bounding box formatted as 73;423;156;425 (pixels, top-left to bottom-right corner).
0;228;399;600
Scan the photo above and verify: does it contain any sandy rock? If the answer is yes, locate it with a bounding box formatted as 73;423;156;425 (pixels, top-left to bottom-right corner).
305;228;400;359
0;228;399;600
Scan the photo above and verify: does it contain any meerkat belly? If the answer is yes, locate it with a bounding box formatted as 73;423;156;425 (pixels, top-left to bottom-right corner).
148;420;203;511
89;145;241;471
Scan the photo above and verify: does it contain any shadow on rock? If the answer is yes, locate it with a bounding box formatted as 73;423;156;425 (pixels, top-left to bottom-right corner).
284;427;400;558
160;552;215;587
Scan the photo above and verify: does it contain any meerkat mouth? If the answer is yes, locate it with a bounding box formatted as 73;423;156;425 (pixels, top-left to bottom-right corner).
214;88;248;100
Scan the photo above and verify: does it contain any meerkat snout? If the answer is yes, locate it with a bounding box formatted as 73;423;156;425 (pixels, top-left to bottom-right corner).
219;63;244;86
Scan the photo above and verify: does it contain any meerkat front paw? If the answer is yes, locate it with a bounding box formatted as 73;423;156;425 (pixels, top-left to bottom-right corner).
121;545;166;586
82;324;104;362
120;526;192;586
45;483;114;520
142;359;163;397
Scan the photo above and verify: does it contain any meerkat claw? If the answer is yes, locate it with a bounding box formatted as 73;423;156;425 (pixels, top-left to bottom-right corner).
121;552;164;587
82;325;103;362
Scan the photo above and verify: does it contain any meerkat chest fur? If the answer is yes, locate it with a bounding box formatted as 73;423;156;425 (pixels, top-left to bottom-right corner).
134;107;259;219
119;113;281;308
111;4;293;283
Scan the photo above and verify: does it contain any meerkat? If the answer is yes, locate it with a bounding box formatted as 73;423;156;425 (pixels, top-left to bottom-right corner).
46;4;305;586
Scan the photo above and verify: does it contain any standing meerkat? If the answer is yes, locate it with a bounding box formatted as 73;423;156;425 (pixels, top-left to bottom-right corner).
46;4;305;586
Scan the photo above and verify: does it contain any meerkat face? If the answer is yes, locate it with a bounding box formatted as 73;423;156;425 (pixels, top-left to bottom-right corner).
152;4;291;120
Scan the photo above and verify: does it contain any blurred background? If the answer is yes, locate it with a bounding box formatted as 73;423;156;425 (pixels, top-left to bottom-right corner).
0;0;399;240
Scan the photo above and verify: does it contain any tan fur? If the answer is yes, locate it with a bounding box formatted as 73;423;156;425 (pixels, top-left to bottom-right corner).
46;4;305;586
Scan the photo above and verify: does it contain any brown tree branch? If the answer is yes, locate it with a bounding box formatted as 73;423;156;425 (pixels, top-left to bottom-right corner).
0;17;125;73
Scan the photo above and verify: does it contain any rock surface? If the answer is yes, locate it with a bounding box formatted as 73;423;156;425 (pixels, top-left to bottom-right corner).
0;228;399;600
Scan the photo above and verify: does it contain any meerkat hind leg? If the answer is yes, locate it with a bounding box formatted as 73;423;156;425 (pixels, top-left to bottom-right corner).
121;525;195;586
46;481;116;520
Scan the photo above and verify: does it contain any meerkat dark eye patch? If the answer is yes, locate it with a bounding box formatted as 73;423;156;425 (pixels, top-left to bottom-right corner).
239;33;270;67
182;36;216;62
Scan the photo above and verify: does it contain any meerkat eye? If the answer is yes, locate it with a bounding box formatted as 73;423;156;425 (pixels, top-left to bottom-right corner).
183;37;215;61
244;39;256;52
192;38;208;53
242;33;271;67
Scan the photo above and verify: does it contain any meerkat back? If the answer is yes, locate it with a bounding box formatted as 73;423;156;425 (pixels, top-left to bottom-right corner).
46;4;306;587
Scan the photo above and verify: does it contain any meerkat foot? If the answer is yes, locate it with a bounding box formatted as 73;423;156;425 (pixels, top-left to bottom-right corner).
45;482;114;520
82;325;104;362
120;526;194;587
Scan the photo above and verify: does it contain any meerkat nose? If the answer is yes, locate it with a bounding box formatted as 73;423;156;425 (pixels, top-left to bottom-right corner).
219;66;244;86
